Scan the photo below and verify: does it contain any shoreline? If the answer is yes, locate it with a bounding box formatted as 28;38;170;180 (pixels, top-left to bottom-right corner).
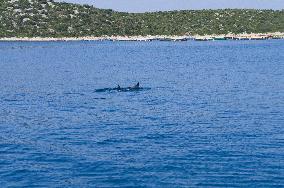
0;32;283;42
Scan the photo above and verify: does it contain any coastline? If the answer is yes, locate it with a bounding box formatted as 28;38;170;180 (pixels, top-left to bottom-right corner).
0;32;284;42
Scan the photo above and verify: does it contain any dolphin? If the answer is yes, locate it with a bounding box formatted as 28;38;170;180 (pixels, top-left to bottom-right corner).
117;82;140;91
132;82;140;89
95;82;144;93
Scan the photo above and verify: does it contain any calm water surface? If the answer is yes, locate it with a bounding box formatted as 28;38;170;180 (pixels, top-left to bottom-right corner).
0;40;283;187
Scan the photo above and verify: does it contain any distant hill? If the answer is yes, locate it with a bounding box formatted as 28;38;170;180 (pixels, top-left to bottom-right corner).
0;0;283;37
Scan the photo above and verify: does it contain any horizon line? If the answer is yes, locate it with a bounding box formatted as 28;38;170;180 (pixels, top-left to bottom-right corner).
56;1;284;13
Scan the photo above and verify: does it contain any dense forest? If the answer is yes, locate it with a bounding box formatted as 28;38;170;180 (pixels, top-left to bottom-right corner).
0;0;283;37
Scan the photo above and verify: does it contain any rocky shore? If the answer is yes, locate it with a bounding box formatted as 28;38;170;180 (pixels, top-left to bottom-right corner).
0;32;283;42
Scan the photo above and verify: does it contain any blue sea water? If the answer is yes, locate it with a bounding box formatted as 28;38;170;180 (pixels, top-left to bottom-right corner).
0;40;283;187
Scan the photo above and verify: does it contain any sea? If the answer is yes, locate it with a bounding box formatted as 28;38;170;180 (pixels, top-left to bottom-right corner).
0;40;283;187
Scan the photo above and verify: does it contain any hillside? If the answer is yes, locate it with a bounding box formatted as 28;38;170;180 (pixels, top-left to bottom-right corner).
0;0;284;37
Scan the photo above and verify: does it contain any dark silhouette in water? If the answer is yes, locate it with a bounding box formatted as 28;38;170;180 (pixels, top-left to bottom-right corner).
116;85;121;90
133;82;139;89
95;82;149;93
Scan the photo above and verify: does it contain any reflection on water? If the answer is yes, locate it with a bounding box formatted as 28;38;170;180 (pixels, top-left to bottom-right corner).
0;40;283;187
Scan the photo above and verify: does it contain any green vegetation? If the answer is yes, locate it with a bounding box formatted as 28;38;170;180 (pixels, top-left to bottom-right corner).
0;0;283;37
